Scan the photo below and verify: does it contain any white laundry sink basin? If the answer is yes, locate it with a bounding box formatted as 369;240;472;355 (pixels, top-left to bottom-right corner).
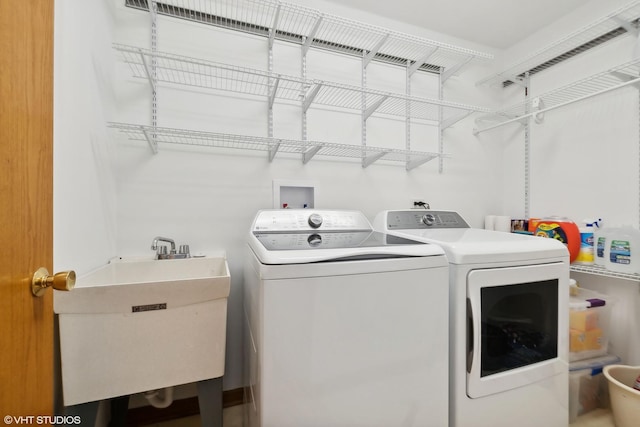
54;255;230;314
54;255;230;407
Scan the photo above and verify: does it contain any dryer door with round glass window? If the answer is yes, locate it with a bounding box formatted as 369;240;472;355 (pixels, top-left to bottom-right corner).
466;262;568;399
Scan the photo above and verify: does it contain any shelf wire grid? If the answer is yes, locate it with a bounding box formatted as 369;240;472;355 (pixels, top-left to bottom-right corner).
108;122;447;167
114;44;490;123
570;264;640;282
124;0;492;74
477;0;640;87
475;57;640;132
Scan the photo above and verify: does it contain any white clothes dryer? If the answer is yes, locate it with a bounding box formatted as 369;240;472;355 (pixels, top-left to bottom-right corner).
244;209;449;427
374;210;570;427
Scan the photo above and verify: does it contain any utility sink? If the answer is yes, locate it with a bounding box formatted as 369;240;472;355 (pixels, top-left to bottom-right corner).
54;255;230;407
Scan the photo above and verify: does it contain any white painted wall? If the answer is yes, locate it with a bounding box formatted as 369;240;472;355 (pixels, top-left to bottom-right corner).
54;0;117;273
498;3;640;364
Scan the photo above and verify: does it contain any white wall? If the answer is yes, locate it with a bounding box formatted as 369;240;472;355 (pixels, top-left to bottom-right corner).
109;0;502;393
54;0;117;273
498;2;640;364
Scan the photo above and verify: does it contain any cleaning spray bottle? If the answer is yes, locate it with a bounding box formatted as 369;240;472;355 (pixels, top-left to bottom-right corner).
594;221;608;267
575;219;601;265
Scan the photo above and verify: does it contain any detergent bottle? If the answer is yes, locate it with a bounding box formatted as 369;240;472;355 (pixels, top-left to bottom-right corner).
605;226;640;274
594;225;609;267
533;217;580;263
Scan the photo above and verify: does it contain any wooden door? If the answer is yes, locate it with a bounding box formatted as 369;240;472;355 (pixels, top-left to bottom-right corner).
0;0;55;417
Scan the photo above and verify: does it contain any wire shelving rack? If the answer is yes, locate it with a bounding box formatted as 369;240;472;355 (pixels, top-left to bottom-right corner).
476;0;640;87
570;264;640;282
124;0;492;74
114;44;490;125
474;58;640;134
108;122;446;169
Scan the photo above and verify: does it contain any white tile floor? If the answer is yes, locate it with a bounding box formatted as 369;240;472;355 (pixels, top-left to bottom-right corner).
151;404;614;427
571;408;615;427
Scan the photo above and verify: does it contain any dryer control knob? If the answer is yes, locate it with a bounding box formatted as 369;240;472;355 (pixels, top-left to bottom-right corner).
308;213;323;229
422;213;435;226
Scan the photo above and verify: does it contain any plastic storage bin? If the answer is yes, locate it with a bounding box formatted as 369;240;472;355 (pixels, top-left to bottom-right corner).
569;287;614;362
569;354;620;423
603;365;640;427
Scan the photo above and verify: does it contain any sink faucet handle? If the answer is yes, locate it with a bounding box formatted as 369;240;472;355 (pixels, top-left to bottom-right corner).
179;245;190;257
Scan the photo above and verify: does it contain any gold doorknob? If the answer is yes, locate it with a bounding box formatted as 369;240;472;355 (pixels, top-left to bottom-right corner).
32;267;76;297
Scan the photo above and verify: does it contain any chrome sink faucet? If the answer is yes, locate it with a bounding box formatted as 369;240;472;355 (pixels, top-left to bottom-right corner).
151;236;190;260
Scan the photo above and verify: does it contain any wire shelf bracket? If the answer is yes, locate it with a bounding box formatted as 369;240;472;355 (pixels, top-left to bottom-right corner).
301;15;323;56
141;126;159;154
268;75;280;108
302;145;323;164
612;15;640;37
363;33;390;68
407;154;437;171
364;96;389;120
441;111;473;130
408;47;439;76
268;2;282;49
362;151;388;168
442;55;474;83
302;83;322;112
268;141;280;161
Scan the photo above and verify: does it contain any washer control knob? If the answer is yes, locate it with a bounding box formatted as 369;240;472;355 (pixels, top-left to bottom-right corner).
422;213;436;226
307;234;322;247
308;213;323;229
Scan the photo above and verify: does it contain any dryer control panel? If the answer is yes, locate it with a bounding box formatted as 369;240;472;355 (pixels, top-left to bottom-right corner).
384;210;469;229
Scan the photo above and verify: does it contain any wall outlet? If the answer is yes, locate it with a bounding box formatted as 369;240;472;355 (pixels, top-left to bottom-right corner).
411;199;429;209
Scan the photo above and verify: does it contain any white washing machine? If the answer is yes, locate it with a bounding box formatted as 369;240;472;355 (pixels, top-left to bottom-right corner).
374;210;570;427
244;209;450;427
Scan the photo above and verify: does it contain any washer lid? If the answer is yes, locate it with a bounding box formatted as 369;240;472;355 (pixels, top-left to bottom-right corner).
248;209;445;264
248;231;444;264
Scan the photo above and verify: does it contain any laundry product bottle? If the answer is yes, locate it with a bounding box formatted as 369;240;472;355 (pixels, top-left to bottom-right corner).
534;217;580;263
574;219;600;265
605;226;640;275
594;226;609;267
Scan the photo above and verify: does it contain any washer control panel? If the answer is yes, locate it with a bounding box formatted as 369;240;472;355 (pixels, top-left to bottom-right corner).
253;209;372;232
385;210;469;230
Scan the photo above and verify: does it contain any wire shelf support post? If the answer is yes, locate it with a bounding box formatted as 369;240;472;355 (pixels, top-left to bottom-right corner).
148;0;159;154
